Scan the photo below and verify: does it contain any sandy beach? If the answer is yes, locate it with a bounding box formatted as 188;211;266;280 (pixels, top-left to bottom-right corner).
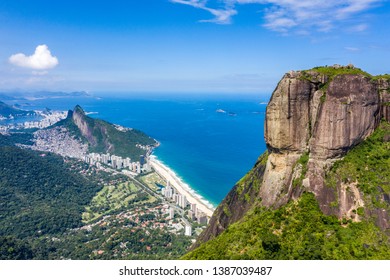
149;156;215;217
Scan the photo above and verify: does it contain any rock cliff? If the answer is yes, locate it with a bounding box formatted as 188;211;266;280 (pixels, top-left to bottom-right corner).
59;105;157;159
70;105;99;146
191;66;390;253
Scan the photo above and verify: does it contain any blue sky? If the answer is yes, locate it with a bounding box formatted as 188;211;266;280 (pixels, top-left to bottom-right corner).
0;0;389;94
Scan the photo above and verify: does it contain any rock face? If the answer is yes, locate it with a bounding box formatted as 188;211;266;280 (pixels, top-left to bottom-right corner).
61;105;157;159
309;74;379;159
262;69;388;220
70;106;98;146
194;153;268;246
265;72;381;159
379;79;390;122
193;66;390;249
262;70;385;216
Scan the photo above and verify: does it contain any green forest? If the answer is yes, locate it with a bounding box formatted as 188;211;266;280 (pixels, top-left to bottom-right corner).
0;145;101;238
0;137;191;260
184;193;390;260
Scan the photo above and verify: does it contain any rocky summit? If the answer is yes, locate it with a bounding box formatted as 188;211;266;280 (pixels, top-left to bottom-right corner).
186;65;390;259
263;67;389;220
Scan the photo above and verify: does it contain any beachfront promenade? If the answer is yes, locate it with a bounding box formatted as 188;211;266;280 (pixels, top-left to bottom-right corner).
149;157;215;218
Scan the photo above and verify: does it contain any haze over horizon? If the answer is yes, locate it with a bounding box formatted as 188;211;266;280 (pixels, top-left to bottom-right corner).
1;0;389;94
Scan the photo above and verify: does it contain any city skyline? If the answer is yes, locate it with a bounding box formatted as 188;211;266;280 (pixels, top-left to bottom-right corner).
0;0;389;94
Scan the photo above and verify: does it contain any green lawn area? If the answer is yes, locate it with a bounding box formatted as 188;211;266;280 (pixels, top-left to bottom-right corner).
82;181;155;223
139;171;166;192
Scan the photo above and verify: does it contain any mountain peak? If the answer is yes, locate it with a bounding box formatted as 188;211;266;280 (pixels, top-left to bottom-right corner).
188;67;390;259
73;105;85;115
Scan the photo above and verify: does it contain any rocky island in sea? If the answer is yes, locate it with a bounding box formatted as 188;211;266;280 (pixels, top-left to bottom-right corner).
185;65;390;260
0;103;214;260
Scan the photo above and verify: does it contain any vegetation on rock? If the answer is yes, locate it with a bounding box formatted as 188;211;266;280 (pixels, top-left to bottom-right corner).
188;67;390;260
57;105;157;159
326;121;390;209
184;193;390;260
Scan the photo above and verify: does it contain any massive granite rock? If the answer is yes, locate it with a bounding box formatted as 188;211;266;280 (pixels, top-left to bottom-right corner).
70;105;99;146
265;71;381;159
262;69;388;219
60;105;157;159
193;66;390;249
379;79;390;122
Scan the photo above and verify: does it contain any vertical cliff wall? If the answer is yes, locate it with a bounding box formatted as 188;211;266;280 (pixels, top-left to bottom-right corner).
193;66;390;249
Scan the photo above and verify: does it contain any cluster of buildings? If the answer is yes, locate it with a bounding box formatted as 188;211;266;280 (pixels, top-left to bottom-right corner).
0;110;67;133
188;203;208;225
23;110;68;129
161;184;188;209
164;207;192;236
161;184;188;208
84;153;151;174
161;183;208;226
31;126;88;158
81;203;193;237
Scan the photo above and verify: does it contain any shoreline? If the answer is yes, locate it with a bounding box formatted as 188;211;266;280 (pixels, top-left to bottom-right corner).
149;155;215;218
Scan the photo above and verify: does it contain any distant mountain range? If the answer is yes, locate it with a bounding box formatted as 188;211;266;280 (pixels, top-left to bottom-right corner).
0;101;36;119
0;91;91;101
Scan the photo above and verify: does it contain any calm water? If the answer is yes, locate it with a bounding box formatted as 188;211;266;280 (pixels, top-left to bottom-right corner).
15;94;268;206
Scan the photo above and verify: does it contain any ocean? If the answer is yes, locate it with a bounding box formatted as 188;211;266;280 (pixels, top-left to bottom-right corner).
15;94;269;206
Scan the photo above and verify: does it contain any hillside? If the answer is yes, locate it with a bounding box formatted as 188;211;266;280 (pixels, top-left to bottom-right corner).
57;105;157;159
185;65;390;259
0;135;191;260
0;144;101;238
0;101;35;119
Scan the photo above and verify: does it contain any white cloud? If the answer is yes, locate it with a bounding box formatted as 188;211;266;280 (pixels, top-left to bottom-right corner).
345;47;360;52
32;70;49;76
170;0;237;24
199;8;237;24
9;45;59;70
347;23;369;32
171;0;383;33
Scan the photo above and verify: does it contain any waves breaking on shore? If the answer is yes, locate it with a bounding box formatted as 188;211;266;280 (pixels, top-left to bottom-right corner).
149;155;216;214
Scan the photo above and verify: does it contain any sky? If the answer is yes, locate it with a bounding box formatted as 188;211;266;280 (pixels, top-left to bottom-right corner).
0;0;390;95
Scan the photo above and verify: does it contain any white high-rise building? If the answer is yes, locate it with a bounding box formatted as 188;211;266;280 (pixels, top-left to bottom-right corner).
136;162;141;173
143;162;151;172
190;203;198;217
163;186;173;199
102;154;110;164
188;210;195;220
173;193;180;204
168;208;175;220
178;195;187;209
185;225;192;236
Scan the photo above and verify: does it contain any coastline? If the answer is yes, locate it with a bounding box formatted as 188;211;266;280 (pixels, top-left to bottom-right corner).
149;155;215;217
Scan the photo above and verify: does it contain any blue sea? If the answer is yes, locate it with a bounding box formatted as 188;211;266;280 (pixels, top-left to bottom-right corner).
15;94;269;206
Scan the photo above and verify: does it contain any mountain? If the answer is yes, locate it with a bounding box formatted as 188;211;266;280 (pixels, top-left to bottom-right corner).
185;65;390;259
57;105;157;159
0;91;91;101
0;107;189;260
0;101;35;119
